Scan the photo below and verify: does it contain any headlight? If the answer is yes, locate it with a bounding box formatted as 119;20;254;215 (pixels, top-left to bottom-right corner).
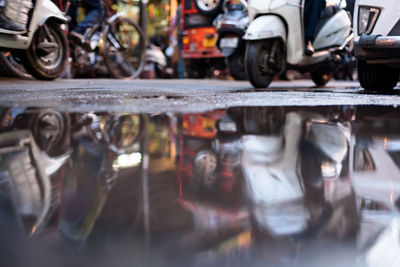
358;6;381;35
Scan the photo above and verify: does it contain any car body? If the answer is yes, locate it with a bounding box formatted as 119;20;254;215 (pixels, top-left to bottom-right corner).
354;0;400;91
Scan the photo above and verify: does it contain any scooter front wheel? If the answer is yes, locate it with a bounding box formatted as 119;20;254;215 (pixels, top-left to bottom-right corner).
22;21;68;80
245;39;283;89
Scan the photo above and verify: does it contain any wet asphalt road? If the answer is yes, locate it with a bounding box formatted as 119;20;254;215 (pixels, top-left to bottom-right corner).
0;78;399;112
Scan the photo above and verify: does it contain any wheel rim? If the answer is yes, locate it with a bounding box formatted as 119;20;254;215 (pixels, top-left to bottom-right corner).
258;44;275;80
196;0;220;11
32;27;64;71
258;40;282;80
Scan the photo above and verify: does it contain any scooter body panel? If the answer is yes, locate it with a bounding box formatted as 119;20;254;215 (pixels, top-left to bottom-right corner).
243;15;287;42
246;0;305;65
246;0;351;67
313;10;351;51
0;0;67;50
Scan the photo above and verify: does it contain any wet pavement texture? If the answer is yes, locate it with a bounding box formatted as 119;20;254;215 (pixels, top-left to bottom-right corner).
1;79;400;113
1;104;400;267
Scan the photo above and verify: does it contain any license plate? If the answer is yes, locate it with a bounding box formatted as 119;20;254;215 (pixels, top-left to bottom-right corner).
203;37;217;48
202;119;215;129
220;37;239;48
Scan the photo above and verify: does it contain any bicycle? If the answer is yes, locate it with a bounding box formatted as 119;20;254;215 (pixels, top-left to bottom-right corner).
70;0;146;79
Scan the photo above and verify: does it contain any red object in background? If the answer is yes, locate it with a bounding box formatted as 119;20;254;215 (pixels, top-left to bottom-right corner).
180;0;222;59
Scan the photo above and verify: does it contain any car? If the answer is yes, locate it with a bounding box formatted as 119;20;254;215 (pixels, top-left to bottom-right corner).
354;0;400;92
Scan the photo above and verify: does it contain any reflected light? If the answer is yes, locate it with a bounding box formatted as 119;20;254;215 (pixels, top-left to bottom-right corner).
113;152;142;169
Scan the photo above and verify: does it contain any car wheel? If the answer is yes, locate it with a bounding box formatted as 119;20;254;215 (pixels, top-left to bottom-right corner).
358;60;399;92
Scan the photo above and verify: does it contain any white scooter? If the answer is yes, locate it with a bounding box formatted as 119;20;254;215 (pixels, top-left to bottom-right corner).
0;0;68;80
243;0;353;88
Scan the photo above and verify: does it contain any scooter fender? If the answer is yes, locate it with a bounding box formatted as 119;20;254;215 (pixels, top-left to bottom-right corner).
28;0;68;39
243;15;286;42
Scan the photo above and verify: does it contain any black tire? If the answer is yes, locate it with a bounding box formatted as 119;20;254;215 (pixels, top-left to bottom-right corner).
358;60;399;92
194;0;223;15
246;39;284;89
21;21;68;80
310;71;333;87
228;50;247;81
103;17;145;79
0;52;32;79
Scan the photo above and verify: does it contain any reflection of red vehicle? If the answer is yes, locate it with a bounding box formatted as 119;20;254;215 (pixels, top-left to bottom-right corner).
180;0;225;78
178;111;242;197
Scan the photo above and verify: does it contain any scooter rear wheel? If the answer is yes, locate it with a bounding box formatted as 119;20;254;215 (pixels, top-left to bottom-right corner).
22;21;68;80
310;71;333;87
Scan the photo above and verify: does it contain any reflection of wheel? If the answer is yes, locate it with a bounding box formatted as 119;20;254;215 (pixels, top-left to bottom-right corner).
358;60;399;92
246;39;284;88
193;150;218;187
0;52;31;79
103;17;145;79
228;50;247;81
194;0;223;15
310;71;333;87
21;21;68;80
103;115;144;154
30;110;70;157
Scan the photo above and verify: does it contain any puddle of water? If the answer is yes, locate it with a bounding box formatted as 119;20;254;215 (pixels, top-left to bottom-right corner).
0;105;400;267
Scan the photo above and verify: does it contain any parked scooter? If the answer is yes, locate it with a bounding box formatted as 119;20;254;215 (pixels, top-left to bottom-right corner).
143;37;174;79
215;0;249;80
0;0;69;80
244;0;353;88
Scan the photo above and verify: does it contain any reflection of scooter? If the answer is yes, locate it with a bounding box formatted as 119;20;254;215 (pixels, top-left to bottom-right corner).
237;110;351;236
0;108;71;239
215;0;249;80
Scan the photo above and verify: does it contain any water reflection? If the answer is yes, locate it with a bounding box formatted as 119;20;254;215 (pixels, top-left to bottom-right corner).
1;106;400;266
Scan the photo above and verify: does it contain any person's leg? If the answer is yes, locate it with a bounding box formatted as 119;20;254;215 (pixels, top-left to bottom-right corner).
67;1;78;34
0;0;26;34
72;0;104;34
304;0;325;42
304;0;325;54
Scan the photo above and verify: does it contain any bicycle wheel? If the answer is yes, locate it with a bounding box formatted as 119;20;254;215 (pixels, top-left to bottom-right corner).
103;17;145;79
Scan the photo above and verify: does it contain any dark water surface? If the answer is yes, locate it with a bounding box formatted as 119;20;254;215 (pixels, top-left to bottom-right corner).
0;105;400;267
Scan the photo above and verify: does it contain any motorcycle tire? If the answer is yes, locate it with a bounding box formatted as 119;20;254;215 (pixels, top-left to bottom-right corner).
103;17;146;79
358;60;399;92
227;51;247;81
21;21;68;80
310;71;333;87
0;51;32;79
246;39;283;88
194;0;223;16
